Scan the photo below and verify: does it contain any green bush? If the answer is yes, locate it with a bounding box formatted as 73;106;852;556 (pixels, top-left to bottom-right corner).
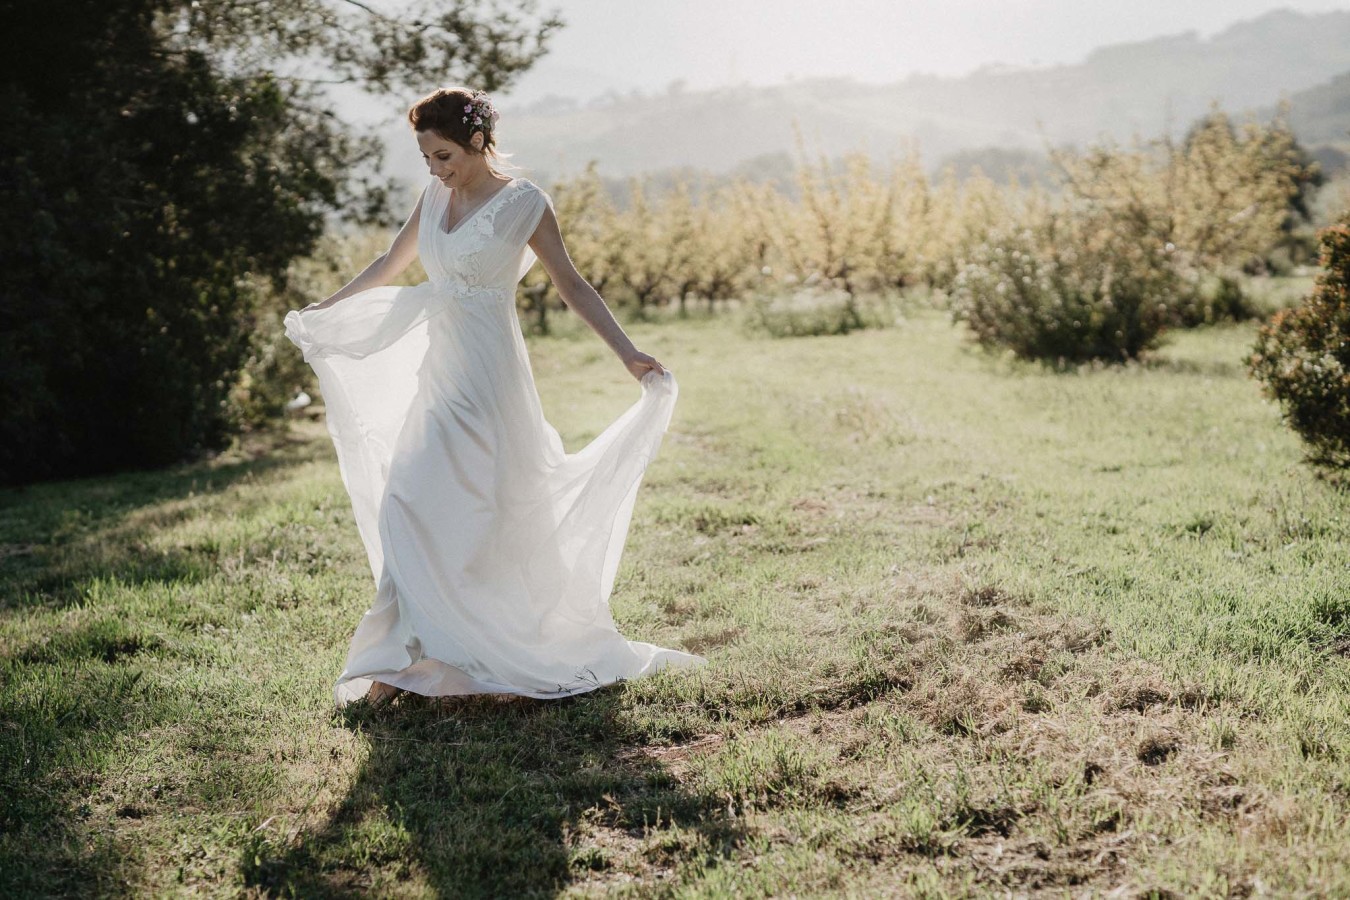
230;275;320;429
228;232;394;427
950;211;1180;364
1249;223;1350;468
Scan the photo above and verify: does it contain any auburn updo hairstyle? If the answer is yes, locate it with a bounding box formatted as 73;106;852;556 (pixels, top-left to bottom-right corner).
407;86;517;176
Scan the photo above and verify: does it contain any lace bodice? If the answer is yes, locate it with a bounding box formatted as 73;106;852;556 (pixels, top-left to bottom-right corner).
284;175;555;364
417;176;553;293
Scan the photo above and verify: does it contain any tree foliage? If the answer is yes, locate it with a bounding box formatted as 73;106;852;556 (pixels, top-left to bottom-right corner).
1049;105;1314;279
1249;222;1350;468
0;0;560;484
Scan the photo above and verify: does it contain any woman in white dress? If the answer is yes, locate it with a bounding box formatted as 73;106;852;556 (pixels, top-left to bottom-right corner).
284;87;706;707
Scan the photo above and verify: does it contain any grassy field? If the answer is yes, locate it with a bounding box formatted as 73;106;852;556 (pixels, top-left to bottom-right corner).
2;301;1348;897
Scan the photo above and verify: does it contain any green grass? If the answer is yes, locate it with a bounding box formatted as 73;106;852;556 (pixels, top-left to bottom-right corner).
2;302;1348;897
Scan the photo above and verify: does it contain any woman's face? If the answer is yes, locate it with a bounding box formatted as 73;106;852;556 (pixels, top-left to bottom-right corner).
416;130;481;188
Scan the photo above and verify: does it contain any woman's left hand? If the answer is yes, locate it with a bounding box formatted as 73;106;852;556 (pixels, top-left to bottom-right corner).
623;350;667;382
300;297;335;313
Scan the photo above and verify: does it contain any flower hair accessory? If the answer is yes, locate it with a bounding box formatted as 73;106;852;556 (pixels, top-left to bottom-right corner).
462;90;500;134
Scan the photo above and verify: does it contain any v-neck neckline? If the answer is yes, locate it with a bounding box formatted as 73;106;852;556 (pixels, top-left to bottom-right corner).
440;177;517;237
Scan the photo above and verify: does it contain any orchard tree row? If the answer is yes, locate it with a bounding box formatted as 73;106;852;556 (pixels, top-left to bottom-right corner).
515;107;1322;342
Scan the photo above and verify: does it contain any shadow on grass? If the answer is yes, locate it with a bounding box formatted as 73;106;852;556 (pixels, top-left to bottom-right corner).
1139;354;1245;378
0;625;182;898
244;687;745;898
0;427;330;895
0;426;327;611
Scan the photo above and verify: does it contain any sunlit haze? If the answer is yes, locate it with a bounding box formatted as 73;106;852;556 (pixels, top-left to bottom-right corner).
495;0;1350;106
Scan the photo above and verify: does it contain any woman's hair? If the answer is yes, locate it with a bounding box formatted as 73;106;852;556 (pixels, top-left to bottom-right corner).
407;86;520;176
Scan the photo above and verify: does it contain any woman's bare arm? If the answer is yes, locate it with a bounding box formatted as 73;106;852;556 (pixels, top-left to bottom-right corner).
304;191;424;311
527;204;667;382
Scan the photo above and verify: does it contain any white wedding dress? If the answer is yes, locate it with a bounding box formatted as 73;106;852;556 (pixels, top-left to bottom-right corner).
283;174;706;706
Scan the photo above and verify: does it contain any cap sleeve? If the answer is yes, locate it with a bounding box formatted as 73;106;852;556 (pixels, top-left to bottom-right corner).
418;175;444;231
524;182;555;239
482;180;554;282
496;180;553;247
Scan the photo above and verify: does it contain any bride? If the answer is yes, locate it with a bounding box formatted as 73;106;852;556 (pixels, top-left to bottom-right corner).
284;87;706;707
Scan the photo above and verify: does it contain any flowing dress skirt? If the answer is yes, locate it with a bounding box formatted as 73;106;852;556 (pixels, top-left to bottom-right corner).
285;282;705;706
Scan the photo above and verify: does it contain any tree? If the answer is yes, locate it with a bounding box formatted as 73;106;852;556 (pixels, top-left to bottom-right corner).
1048;104;1312;277
612;178;676;315
523;161;628;333
756;128;905;330
691;182;759;312
1184;104;1324;235
0;0;562;484
1249;221;1350;467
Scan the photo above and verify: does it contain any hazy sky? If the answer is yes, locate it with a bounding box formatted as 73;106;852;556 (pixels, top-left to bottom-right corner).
495;0;1350;107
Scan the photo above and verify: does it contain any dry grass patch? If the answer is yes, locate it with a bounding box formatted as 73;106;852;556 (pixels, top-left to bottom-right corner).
650;561;1329;895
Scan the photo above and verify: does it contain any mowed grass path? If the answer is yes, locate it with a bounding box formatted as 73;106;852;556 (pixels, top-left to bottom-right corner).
2;306;1348;897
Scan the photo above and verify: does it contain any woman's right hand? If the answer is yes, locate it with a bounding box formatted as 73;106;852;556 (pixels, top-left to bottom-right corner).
622;349;667;382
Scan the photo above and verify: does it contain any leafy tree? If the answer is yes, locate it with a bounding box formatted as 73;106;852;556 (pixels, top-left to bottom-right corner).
1184;105;1324;233
611;177;677;315
524;161;629;331
749;129;901;331
664;182;701;316
0;0;561;484
1249;220;1350;468
690;182;761;313
1049;105;1312;279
